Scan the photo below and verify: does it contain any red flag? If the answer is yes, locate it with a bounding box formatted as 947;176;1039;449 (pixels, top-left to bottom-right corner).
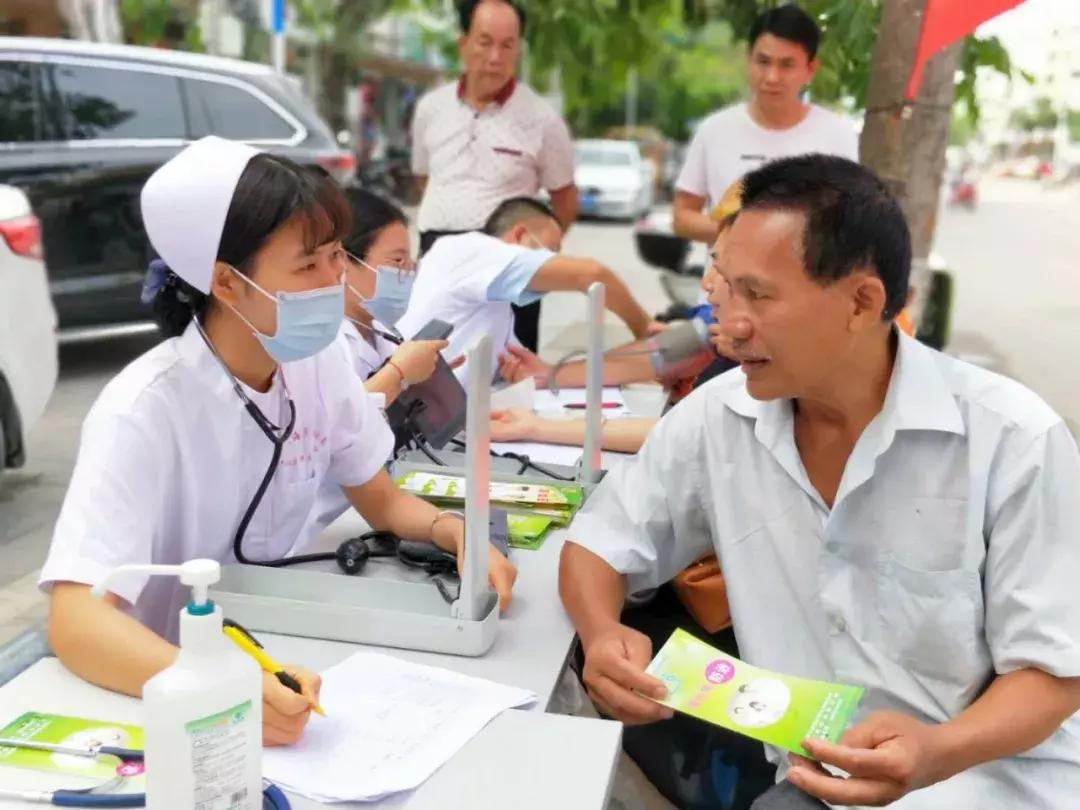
905;0;1026;99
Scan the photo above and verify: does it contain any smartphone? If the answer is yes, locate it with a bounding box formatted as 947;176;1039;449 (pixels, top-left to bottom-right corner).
411;318;454;342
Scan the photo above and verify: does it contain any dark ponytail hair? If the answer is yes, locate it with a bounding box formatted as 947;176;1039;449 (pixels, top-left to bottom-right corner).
343;188;408;263
150;153;352;338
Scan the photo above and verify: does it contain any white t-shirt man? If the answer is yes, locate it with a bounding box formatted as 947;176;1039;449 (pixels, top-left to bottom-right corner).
40;324;393;643
677;102;858;303
395;232;555;381
677;102;858;209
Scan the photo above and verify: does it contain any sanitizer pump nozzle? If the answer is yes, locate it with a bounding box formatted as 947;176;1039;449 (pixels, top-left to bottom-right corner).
92;559;263;809
92;559;221;613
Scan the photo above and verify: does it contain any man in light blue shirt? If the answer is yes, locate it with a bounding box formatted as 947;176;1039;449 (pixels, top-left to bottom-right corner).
561;154;1080;809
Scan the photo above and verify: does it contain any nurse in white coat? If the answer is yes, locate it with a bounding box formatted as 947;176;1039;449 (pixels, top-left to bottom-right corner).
40;137;517;748
339;188;450;407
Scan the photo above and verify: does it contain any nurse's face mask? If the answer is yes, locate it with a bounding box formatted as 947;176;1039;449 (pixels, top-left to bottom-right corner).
345;252;415;328
224;244;347;364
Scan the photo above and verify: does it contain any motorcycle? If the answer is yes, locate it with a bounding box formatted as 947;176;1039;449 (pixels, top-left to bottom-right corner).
948;176;977;210
355;145;418;206
633;209;706;322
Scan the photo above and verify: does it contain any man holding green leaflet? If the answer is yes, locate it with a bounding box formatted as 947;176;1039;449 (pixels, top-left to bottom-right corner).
560;155;1080;808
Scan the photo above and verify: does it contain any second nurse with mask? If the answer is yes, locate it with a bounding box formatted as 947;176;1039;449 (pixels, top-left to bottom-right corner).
39;137;517;750
341;189;452;407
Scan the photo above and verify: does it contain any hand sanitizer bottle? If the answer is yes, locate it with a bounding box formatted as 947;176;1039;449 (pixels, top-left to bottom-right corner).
93;560;262;809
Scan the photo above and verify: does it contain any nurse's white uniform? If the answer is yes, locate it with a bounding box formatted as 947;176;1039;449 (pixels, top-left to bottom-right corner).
293;320;402;551
38;135;394;644
39;326;393;643
341;318;398;381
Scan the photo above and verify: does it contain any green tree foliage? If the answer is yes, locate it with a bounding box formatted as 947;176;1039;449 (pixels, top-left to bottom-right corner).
402;0;1018;141
562;20;747;140
1010;97;1062;133
709;0;1017;117
118;0;204;51
704;0;878;107
399;0;702;137
292;0;393;131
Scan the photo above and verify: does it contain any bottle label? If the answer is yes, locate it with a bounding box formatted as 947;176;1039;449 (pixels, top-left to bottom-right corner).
185;700;255;810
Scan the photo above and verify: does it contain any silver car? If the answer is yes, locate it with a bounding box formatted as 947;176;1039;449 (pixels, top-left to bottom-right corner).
574;139;656;221
0;184;58;471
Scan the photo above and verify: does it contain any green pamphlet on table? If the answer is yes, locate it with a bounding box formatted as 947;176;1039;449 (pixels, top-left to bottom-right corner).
396;471;581;548
505;514;555;549
0;711;145;783
647;629;864;757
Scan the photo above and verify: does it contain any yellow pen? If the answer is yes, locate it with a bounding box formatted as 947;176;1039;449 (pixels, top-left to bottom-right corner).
223;619;326;717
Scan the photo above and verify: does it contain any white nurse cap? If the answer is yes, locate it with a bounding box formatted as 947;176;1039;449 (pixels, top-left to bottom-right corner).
140;136;262;294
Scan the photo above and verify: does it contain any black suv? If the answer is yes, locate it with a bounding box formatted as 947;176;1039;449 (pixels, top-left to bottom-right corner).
0;37;355;339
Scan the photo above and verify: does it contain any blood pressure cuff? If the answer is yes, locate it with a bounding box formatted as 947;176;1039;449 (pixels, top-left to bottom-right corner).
397;540;458;576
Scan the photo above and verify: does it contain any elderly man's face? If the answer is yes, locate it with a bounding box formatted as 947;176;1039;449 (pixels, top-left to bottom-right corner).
711;208;869;401
459;1;521;100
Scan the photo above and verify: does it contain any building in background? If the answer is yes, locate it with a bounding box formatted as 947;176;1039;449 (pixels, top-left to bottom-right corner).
977;11;1080;170
0;0;119;40
350;13;446;163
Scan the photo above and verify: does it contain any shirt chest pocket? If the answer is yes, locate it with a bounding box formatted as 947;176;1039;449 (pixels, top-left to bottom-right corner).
874;553;984;687
481;129;539;186
870;496;985;686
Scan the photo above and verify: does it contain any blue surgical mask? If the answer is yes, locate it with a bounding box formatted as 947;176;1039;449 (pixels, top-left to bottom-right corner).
349;256;415;327
227;268;344;363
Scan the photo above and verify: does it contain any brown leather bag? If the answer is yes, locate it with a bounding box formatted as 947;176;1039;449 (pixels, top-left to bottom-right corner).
671;554;731;633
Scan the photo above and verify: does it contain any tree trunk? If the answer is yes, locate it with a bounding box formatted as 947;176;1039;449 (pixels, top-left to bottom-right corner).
312;0;392;142
317;43;350;135
859;0;960;305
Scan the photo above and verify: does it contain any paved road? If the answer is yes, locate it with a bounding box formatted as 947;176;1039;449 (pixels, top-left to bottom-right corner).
935;178;1080;436
1;182;1076;642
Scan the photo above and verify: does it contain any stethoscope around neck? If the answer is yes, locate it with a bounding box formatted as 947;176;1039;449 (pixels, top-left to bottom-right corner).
192;319;298;567
194;317;395;572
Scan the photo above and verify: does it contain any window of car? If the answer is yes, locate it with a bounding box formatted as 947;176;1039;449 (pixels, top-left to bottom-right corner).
575;145;637;167
185;77;297;141
0;61;42;143
50;61;185;141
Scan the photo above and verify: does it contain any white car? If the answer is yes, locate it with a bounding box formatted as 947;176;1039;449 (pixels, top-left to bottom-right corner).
0;184;58;472
575;139;655;220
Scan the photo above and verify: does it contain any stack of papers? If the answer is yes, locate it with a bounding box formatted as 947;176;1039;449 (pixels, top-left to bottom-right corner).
396;471;583;527
489;377;537;412
263;653;536;802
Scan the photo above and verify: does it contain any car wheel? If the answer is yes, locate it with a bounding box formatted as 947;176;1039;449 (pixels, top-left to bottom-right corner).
0;376;24;472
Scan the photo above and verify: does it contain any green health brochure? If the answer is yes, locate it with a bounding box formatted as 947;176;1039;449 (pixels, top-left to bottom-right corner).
0;711;145;783
646;629;864;757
